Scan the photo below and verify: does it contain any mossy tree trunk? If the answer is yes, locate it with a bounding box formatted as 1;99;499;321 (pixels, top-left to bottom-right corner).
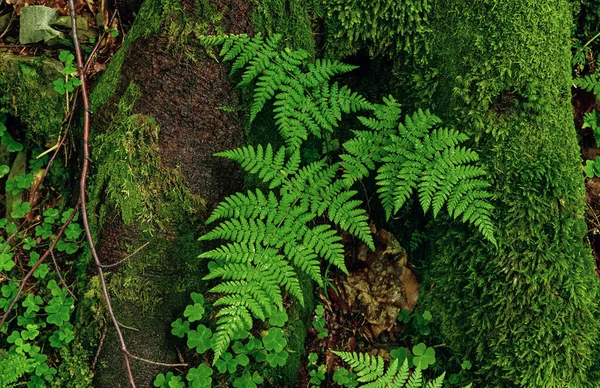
82;0;252;386
422;1;600;386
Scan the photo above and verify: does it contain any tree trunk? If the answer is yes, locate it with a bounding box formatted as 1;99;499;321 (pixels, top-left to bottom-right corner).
423;1;600;386
81;0;251;385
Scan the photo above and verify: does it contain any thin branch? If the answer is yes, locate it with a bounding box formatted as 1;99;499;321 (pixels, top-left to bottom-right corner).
84;9;119;72
100;241;149;269
117;320;140;332
50;250;77;300
68;1;136;385
0;10;15;41
125;351;188;368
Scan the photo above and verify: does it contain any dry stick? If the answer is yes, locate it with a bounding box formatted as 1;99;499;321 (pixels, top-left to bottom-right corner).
0;203;80;335
84;9;119;72
125;350;186;368
67;2;136;387
100;241;149;269
50;250;77;300
0;10;15;41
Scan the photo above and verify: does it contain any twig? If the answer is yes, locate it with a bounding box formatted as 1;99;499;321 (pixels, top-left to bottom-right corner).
68;1;136;385
0;10;15;41
100;241;149;268
125;351;188;368
84;9;118;72
117;320;139;332
50;250;77;300
92;320;109;370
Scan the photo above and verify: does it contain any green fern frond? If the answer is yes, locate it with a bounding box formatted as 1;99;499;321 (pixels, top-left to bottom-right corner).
344;101;496;244
574;73;600;96
333;351;448;388
201;33;372;150
203;147;372;361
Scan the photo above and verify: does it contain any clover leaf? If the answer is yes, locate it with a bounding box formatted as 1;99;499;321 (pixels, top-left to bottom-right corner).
215;352;239;374
333;368;358;388
461;360;472;370
184;303;205;322
263;327;287;353
233;371;263;388
0;252;14;271
11;201;31;219
171;318;191;338
187;324;213;354
266;350;288;367
398;309;411;323
412;343;436;370
269;310;288;327
186;364;213;388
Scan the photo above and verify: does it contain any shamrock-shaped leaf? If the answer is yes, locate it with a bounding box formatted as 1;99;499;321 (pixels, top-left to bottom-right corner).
171;318;191;338
266;350;288;367
422;310;432;321
0;252;14;271
269;310;288;327
11;201;31;219
215;352;239;374
309;367;326;384
33;263;49;279
233;371;263;388
187;324;213;354
53;78;66;95
398;309;411;323
263;328;287;353
412;343;436;370
461;360;472;370
390;347;408;362
308;352;318;365
245;337;262;352
236;353;250;367
184;303;205;322
333;368;358;388
46;296;74;326
187;364;213;388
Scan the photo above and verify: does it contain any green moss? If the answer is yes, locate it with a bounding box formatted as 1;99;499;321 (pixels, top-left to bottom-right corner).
91;82;204;230
0;54;64;145
51;342;94;388
421;1;600;386
251;0;319;56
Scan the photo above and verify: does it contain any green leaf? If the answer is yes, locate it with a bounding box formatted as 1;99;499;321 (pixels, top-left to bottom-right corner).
171;318;191;338
187;364;213;388
0;165;9;178
269;310;288;327
266;350;288;367
187;324;213;354
184;303;205;322
0;252;14;271
263;327;287;353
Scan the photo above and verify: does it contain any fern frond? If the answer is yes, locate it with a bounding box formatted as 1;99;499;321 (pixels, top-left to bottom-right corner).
215;144;287;188
333;351;448;388
212;306;253;361
206;189;278;224
574;73;600;96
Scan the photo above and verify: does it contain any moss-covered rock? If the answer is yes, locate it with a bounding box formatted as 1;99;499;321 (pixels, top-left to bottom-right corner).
421;1;600;386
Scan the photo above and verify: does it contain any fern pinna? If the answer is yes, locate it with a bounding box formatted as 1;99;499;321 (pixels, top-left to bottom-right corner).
200;144;373;360
200;33;372;151
342;96;496;244
333;351;451;388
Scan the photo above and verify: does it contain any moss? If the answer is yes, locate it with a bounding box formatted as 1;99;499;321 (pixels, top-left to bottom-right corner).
0;54;64;145
420;1;600;386
251;0;318;55
90;82;204;230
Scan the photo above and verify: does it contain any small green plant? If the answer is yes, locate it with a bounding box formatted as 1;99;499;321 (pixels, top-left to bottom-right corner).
307;352;326;387
333;367;359;387
312;304;328;339
53;51;82;95
333;351;448;388
584;157;600;178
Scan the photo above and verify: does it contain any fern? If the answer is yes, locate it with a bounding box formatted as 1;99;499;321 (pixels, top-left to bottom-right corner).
200;33;373;151
574;73;600;97
333;351;452;388
200;145;373;361
342;97;496;244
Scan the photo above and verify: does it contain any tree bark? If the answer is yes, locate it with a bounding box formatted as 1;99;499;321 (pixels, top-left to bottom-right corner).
423;1;600;386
